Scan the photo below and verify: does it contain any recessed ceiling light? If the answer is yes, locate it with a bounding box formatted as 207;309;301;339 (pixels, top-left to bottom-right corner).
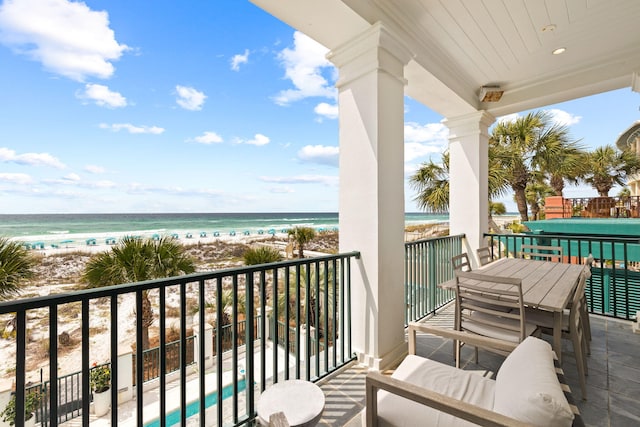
542;24;557;32
552;47;566;55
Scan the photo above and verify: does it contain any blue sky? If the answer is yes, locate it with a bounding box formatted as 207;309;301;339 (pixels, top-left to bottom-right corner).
0;0;639;214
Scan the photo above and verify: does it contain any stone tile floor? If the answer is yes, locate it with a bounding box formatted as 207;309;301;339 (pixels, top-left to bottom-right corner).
320;303;640;426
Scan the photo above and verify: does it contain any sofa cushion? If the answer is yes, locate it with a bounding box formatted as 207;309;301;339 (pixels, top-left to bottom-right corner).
377;354;495;426
493;336;574;427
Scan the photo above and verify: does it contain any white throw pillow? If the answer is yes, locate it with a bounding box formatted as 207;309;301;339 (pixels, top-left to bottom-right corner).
493;337;574;427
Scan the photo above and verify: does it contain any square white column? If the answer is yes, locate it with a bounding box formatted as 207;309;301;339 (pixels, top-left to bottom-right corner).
328;23;411;370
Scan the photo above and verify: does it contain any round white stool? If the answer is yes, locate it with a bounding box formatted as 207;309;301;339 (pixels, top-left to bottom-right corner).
257;379;325;427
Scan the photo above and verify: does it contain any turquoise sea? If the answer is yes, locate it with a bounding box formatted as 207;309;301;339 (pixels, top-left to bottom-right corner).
0;212;450;246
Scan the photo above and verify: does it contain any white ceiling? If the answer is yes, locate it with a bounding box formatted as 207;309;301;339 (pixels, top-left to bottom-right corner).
250;0;640;118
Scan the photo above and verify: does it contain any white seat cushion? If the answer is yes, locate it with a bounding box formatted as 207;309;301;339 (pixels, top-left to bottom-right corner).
493;337;574;427
377;355;495;426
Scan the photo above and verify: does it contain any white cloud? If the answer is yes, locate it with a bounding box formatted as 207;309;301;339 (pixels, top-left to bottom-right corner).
314;102;338;120
84;164;105;174
547;109;581;126
260;174;338;186
0;0;128;81
77;83;127;108
63;173;80;181
175;85;206;111
405;142;442;162
99;123;165;134
91;180;116;189
235;134;270;146
497;113;519;124
268;186;295;194
191;131;223;145
0;172;32;184
404;122;449;144
231;49;249;71
273;31;336;106
497;109;581;127
0;147;66;168
297;145;339;167
403;122;449;161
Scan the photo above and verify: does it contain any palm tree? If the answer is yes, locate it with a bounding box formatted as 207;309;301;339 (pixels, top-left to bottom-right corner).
410;149;509;212
534;126;586;196
490;111;581;222
288;226;316;258
410;152;450;212
525;180;555;220
0;237;35;301
82;236;196;349
582;145;640;196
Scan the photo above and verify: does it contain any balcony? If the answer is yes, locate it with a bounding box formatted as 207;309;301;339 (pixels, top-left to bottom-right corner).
1;233;639;426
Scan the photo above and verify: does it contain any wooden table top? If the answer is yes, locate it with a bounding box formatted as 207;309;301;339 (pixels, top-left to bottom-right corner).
443;258;590;312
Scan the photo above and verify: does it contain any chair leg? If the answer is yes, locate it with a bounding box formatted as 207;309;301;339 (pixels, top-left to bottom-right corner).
580;294;592;354
572;328;588;400
455;340;461;369
474;346;479;364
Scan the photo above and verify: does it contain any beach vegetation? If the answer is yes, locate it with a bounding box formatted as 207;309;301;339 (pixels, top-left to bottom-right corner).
82;236;196;349
582;145;640;196
0;237;35;300
489;201;506;216
243;246;283;265
288;227;316;258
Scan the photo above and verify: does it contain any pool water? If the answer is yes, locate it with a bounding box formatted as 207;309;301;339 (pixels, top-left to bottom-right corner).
145;379;247;427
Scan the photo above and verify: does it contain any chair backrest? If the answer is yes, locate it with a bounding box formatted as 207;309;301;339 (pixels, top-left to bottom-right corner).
454;270;527;342
451;253;472;272
569;272;587;328
476;246;494;266
519;244;563;262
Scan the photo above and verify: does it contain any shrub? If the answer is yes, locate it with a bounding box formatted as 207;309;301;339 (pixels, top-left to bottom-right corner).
243;246;283;265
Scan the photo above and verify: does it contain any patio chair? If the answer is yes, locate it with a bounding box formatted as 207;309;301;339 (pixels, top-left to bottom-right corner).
366;325;582;427
525;272;589;399
520;244;563;262
454;270;539;368
476;246;495;266
451;253;472;272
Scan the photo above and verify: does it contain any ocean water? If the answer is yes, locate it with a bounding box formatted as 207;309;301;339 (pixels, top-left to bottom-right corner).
0;212;450;245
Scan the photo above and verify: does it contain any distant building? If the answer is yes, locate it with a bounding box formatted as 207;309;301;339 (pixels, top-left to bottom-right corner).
616;120;640;196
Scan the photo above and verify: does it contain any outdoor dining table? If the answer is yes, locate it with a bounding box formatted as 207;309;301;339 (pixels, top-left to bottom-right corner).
442;257;590;363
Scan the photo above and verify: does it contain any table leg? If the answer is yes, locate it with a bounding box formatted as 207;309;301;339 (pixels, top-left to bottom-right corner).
553;311;562;364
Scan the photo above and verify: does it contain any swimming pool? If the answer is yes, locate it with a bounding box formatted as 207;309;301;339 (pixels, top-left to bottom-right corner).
144;379;247;427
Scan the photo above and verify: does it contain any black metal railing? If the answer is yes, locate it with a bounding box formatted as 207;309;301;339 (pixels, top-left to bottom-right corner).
404;234;464;324
0;251;359;426
212;318;260;356
485;232;640;320
134;336;196;384
567;196;640;218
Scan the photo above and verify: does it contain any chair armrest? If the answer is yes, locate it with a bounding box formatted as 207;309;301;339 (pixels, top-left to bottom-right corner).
407;323;519;355
365;371;533;427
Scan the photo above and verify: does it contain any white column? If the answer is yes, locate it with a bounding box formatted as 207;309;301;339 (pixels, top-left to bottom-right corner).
117;346;133;403
328;22;411;370
446;111;495;266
